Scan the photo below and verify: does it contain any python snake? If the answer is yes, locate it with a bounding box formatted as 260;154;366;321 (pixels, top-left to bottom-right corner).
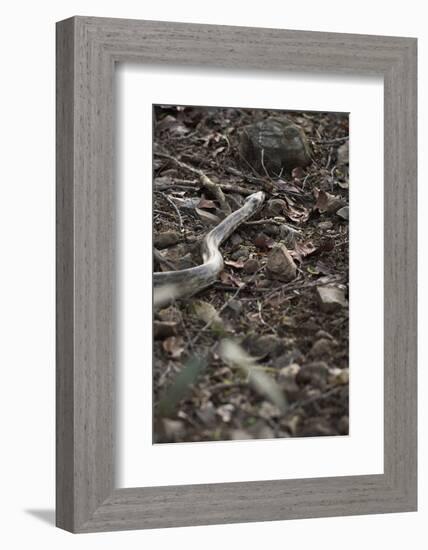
154;191;265;308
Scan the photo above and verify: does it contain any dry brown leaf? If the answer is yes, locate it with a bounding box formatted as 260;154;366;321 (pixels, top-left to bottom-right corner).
224;259;245;269
197;197;217;210
193;300;223;328
162;336;185;359
291;240;317;263
219;271;244;287
254;233;275;250
314;189;345;214
195;207;221;225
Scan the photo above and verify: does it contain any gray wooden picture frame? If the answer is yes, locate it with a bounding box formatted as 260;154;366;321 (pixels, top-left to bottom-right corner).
56;16;417;533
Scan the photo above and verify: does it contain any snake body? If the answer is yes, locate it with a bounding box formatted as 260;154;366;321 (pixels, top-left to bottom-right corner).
154;191;265;307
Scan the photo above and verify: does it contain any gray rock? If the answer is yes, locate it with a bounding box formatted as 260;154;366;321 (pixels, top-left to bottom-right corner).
239;118;311;176
231;246;250;261
226;299;243;316
154;231;181;249
243;333;285;359
308;338;333;359
316;286;348;312
318;220;333;230
243;258;260;274
263;198;287;217
266;243;297;282
336;206;349;220
296;361;330;389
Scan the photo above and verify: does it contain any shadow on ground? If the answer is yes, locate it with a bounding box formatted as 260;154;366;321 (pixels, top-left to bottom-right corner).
25;509;55;526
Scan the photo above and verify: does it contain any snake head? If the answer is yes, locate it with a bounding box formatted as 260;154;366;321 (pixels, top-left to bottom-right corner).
245;190;266;211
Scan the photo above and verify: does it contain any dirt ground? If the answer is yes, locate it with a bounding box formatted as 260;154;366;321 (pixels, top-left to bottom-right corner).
152;104;349;444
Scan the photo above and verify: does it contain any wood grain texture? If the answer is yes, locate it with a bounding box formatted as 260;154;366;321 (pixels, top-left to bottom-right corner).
56;16;417;533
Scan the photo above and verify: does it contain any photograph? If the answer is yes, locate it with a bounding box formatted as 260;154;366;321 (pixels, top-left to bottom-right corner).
152;104;350;444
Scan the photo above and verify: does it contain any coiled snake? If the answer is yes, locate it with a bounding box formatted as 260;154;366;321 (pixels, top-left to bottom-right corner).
154;191;265;308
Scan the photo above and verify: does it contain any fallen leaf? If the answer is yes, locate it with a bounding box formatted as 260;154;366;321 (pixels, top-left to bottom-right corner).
162;336;185;359
314;189;345;214
197;197;217;210
291;240;317;263
219;271;244;287
283;196;310;222
317;238;335;253
254;233;275;250
224;259;245;269
193;300;223;329
195;207;221;225
291;166;305;179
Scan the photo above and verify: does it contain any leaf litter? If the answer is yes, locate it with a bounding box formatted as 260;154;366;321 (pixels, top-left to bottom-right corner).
153;105;349;443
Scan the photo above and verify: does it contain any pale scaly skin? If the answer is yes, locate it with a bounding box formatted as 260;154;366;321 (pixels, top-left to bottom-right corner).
154;191;265;308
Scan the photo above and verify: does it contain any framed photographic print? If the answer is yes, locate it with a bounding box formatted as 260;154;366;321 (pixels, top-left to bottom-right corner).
56;16;417;532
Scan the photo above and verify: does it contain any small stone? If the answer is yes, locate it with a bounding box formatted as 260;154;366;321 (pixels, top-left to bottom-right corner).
308;338;333;358
315;329;334;340
154;231;180;249
239;118;312;176
243;333;285;358
318;220;333;230
230;233;243;246
226;299;243;316
332;368;350;386
263;198;287;217
231;246;250;261
336;206;349;220
153;320;178;340
274;349;304;368
279;363;301;381
263;224;280;237
243;258;260;274
316;286;348;312
296;362;330;389
266;244;297;282
216;403;235;423
279;377;301;402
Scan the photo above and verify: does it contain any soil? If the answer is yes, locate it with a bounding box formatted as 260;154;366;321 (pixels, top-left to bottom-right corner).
152;104;349;443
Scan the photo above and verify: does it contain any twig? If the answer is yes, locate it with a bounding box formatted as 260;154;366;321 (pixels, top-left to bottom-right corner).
155;151;232;215
287;385;346;414
154;190;184;232
188;267;264;349
154;176;256;197
153;248;176;270
244;218;302;233
314;136;349;145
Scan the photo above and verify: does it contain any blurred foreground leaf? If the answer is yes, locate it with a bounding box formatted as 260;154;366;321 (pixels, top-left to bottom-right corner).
218;339;288;413
158;356;207;418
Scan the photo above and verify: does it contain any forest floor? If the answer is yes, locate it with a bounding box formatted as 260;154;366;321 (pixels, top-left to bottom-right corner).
152;105;349;443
